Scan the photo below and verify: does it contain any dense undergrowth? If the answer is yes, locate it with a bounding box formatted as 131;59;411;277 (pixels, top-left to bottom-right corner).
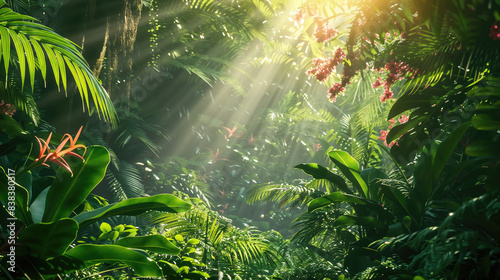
1;0;499;279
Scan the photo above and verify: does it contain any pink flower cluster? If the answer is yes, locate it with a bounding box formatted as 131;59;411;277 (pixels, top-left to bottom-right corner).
314;16;338;43
0;100;16;117
306;47;346;82
372;60;410;103
378;115;409;147
490;23;500;40
327;83;345;102
293;1;316;22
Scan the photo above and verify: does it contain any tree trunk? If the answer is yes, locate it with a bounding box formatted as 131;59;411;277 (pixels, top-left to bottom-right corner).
104;0;142;110
60;0;143;110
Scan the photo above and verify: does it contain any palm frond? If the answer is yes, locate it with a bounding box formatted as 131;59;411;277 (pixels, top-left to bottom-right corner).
333;114;371;167
0;4;116;124
105;160;145;201
0;79;39;124
111;110;170;157
145;205;279;268
247;180;335;208
291;205;351;246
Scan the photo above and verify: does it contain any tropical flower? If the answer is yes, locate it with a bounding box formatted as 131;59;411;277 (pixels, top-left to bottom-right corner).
327;83;345;102
222;125;243;140
35;126;86;175
314;16;338;42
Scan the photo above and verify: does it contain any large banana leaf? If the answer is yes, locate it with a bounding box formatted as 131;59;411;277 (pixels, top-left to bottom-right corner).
73;194;192;228
328;150;368;197
18;218;78;260
114;235;181;255
42;146;110;222
0;4;116;123
61;244;163;277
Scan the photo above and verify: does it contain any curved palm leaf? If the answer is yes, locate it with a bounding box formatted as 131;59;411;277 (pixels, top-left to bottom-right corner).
247;179;336;208
106;159;145;201
0;4;116;124
111;110;170;157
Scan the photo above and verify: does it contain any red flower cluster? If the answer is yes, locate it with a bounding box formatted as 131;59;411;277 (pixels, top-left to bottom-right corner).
306;47;345;82
307;58;336;81
372;60;409;102
293;2;316;24
293;1;316;22
327;83;345;102
0;100;16;117
372;77;383;88
378;115;409;147
314;16;338;43
490;23;500;40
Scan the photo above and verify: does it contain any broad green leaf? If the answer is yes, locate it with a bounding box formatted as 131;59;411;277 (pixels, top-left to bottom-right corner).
294;163;351;194
188;271;210;278
73;194;192;228
0;114;25;138
360;168;388;184
42;146;110;222
467;85;500;97
386;116;424;144
187;238;200;245
30;176;53;205
30;187;49;223
328;150;368;197
100;222;112;233
360;168;388;200
114;235;181;255
413;143;436;201
63;244;163;277
466;140;500;157
472;113;500;130
308;191;389;221
18;218;78;259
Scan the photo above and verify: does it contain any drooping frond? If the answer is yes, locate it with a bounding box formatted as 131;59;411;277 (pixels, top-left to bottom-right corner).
0;79;39;124
160;54;245;93
111;110;170;157
385;28;499;96
0;4;116;124
341;70;390;127
105;159;145;201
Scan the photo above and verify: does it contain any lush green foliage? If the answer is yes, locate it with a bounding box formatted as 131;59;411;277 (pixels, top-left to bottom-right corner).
1;0;499;279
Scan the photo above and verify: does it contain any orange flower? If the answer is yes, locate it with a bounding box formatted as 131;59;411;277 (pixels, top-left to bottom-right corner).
35;126;86;175
222;125;243;140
